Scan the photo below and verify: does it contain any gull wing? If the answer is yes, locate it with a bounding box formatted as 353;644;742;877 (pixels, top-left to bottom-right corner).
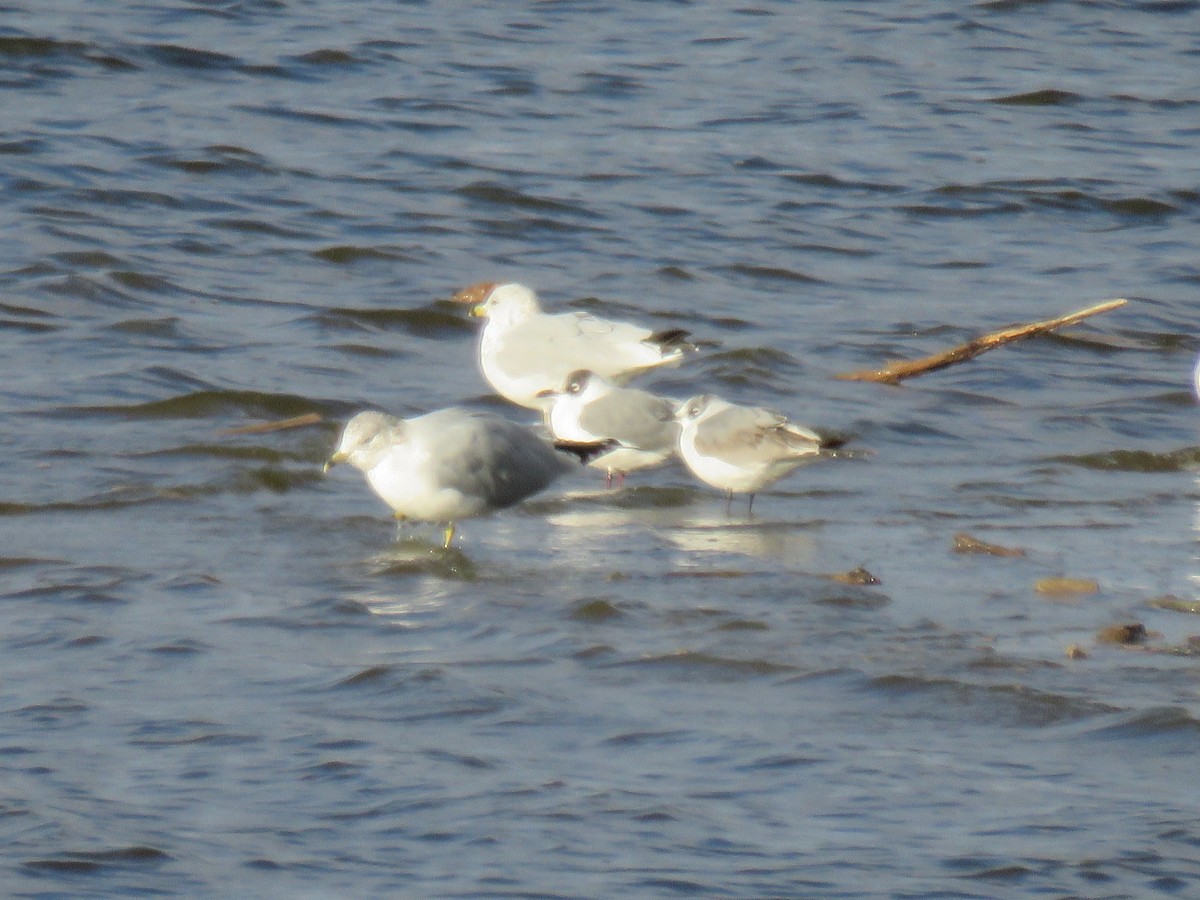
692;406;823;467
577;388;679;452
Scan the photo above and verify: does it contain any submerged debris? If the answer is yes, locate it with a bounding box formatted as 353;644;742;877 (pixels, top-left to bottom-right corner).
1069;624;1197;657
1035;577;1099;598
571;598;624;622
952;532;1026;558
218;412;323;436
1048;447;1200;473
816;592;891;610
824;565;881;585
1148;595;1200;615
1096;623;1149;645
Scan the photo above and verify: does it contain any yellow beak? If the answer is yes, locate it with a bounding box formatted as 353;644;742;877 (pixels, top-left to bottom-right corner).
323;451;348;474
469;304;487;318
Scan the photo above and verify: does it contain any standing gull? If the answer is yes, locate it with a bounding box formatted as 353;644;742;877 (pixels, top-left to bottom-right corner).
675;394;843;514
537;369;679;487
325;408;608;547
451;281;693;410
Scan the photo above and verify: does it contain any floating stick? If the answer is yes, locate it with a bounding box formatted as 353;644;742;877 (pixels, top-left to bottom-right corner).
836;298;1127;384
218;412;323;436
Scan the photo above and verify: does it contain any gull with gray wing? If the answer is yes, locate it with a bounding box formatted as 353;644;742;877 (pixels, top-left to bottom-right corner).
451;281;693;410
537;369;679;487
675;393;843;513
325;408;608;547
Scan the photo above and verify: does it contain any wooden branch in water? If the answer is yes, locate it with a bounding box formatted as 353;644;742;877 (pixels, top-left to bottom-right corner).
218;412;323;436
836;298;1127;384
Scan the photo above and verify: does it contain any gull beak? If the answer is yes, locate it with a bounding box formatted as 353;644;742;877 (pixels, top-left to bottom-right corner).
323;451;348;474
534;388;559;399
469;304;487;318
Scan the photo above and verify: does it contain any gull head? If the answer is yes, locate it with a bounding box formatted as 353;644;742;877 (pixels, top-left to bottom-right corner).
674;393;723;424
325;410;400;473
451;282;541;324
535;368;605;401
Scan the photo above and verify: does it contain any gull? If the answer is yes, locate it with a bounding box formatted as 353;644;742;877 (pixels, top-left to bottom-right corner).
536;369;679;488
450;281;692;410
325;408;609;547
675;394;843;514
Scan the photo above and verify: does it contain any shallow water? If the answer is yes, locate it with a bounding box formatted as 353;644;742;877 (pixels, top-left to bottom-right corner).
3;2;1200;897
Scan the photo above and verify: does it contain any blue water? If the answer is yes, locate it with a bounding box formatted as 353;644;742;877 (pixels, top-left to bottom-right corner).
2;2;1200;896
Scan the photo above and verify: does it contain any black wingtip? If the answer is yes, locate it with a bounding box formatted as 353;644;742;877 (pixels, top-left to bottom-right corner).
646;327;694;350
816;432;872;461
554;438;620;464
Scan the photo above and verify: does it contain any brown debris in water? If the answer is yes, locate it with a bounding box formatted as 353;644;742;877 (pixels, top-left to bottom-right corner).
836;298;1127;384
1137;635;1200;657
1035;577;1099;598
952;532;1026;558
1064;643;1088;660
824;565;881;586
449;281;497;306
1096;623;1149;645
219;412;323;436
1148;594;1200;615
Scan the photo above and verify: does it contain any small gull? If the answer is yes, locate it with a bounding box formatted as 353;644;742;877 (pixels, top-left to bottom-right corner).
675;393;843;514
325;408;609;547
537;369;679;487
451;281;692;410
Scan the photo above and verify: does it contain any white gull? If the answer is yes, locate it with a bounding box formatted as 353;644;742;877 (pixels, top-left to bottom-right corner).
537;369;679;487
451;281;692;410
674;394;843;513
325;408;608;546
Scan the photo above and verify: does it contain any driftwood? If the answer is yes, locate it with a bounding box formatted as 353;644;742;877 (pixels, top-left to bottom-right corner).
218;412;323;436
836;298;1127;384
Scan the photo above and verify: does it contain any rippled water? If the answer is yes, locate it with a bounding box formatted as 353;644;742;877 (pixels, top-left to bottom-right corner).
3;1;1200;896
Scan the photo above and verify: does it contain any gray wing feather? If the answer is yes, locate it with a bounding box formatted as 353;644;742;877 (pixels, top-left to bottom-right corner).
431;412;569;509
577;389;678;453
694;406;821;467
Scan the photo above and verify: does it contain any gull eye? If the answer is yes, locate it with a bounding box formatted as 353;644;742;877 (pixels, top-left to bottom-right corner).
568;378;582;394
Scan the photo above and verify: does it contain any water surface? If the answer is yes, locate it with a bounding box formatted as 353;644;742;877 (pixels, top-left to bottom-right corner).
2;2;1200;896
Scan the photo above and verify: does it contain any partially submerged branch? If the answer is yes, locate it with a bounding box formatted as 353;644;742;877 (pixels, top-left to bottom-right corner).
218;412;323;436
836;298;1127;384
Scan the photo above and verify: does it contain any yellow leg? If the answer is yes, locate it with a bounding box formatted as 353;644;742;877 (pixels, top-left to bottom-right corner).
443;523;456;549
